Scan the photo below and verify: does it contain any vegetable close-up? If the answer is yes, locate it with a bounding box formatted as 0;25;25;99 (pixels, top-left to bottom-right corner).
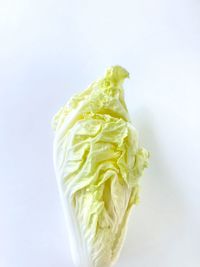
52;66;149;267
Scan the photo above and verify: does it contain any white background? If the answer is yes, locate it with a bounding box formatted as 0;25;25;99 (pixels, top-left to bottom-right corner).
0;0;200;266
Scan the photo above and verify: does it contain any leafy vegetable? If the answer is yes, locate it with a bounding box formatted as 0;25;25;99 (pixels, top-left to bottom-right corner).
52;66;149;267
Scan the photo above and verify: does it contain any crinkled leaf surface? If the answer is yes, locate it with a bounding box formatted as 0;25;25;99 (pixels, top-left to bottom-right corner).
52;66;149;267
